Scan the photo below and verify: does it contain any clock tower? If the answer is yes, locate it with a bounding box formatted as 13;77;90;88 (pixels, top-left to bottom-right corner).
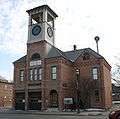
26;5;58;45
24;5;58;111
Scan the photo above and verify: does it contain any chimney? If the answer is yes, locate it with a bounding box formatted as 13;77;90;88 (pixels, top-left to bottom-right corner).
73;45;77;50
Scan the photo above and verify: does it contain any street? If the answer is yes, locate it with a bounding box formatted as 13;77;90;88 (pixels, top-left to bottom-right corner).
0;114;108;119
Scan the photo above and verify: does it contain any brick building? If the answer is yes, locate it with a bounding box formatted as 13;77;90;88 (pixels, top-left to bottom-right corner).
112;84;120;101
0;76;14;108
13;5;112;111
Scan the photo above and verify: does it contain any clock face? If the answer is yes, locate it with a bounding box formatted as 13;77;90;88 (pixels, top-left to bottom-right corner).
47;27;53;38
32;25;41;36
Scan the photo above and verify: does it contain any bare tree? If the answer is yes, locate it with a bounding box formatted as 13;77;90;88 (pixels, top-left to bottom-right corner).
112;63;120;85
78;78;93;109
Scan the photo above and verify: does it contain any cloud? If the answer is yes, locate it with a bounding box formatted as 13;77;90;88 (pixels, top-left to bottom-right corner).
0;0;47;81
0;0;46;55
0;0;120;58
0;0;26;55
0;0;120;81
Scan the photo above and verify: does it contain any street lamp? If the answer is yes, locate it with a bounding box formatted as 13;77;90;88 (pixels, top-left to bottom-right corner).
94;36;100;54
76;69;80;113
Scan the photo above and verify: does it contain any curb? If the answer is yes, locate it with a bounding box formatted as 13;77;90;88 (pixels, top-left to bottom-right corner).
0;111;107;116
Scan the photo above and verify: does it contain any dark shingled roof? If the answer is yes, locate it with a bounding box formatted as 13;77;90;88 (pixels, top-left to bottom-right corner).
13;47;103;63
64;48;103;62
45;47;103;62
45;46;68;59
13;55;26;64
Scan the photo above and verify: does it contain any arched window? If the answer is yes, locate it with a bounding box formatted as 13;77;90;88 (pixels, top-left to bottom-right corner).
31;53;40;61
30;53;41;66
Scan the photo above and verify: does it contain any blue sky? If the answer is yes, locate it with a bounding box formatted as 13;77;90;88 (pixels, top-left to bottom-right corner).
0;0;120;81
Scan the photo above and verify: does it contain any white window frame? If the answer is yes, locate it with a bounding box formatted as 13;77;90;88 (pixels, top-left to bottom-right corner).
51;66;57;80
92;68;98;80
30;69;33;80
20;70;24;81
38;68;42;80
34;68;38;80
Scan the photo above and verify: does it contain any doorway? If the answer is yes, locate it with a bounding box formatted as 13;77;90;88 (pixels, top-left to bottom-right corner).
50;90;58;107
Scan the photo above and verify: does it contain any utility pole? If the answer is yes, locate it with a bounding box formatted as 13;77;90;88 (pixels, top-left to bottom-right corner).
76;69;80;113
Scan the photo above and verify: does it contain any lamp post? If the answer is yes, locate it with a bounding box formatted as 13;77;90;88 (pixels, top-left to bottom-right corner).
94;36;100;54
76;69;80;113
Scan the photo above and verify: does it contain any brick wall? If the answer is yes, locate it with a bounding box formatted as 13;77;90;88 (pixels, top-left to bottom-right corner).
0;82;14;108
74;54;112;108
102;60;112;109
44;57;75;110
14;61;26;90
13;41;112;110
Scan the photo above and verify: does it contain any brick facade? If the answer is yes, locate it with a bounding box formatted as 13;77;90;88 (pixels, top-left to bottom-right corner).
0;79;14;108
13;44;112;110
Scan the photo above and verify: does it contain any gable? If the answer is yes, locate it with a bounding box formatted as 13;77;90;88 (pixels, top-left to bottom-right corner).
64;48;103;62
13;55;26;64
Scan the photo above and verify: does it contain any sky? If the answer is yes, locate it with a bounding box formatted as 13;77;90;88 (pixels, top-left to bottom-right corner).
0;0;120;81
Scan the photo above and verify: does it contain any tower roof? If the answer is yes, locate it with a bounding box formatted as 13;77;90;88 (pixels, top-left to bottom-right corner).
26;5;58;18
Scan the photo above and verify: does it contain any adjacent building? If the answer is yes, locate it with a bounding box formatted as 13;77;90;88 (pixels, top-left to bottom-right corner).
0;76;14;108
112;84;120;101
13;5;112;111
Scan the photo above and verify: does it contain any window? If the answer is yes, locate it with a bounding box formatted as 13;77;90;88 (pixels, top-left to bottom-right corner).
38;68;42;80
20;70;24;81
92;68;98;80
51;66;57;80
29;68;42;80
30;53;41;67
34;69;38;80
31;53;40;61
95;90;99;102
30;69;33;80
30;60;41;66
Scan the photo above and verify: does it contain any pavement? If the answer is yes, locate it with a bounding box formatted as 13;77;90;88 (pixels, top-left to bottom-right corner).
0;108;109;116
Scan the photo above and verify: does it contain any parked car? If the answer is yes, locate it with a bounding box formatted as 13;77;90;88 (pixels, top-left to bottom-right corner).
109;109;120;119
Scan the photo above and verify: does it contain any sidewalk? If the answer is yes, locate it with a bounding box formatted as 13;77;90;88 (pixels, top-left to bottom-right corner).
0;109;109;116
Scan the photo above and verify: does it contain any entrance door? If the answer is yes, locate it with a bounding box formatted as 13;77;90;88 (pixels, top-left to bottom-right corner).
50;90;58;107
15;93;25;110
28;92;41;110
